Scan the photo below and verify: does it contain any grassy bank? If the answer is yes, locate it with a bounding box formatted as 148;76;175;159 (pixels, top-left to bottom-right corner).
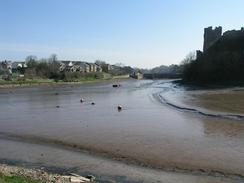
0;173;40;183
0;74;130;88
0;79;53;85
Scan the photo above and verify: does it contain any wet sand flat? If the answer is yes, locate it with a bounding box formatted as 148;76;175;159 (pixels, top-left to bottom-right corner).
185;89;244;114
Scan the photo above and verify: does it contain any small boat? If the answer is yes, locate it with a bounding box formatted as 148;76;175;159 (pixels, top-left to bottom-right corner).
112;84;121;88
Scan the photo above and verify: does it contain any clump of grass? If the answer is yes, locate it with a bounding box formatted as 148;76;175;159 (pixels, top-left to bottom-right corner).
0;173;40;183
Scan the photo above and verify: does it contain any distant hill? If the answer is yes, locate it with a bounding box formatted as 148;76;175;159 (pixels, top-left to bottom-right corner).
148;65;169;73
142;64;183;79
144;64;182;74
183;28;244;84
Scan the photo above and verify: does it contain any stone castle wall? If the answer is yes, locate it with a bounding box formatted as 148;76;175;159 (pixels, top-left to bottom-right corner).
203;26;222;52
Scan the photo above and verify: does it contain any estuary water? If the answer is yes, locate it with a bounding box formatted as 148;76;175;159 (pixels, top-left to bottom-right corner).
0;79;244;183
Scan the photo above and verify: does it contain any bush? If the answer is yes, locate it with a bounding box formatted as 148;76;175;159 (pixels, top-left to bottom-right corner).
63;72;104;82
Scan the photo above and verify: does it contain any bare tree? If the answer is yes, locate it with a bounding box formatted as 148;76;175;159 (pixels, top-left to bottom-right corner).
25;55;38;68
49;54;58;62
180;51;196;65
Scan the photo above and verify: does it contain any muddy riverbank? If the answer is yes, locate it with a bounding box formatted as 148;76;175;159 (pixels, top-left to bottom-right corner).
0;79;244;182
0;138;242;183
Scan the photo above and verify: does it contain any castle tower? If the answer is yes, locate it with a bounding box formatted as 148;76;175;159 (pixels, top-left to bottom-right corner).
203;26;222;52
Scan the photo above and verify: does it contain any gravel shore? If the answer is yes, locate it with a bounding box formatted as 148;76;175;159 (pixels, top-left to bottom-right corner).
0;164;94;183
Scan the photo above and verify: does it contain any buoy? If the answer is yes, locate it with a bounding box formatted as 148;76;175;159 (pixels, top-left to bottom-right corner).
91;102;95;105
117;105;122;111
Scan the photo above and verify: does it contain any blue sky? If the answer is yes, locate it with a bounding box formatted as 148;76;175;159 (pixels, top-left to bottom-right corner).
0;0;243;68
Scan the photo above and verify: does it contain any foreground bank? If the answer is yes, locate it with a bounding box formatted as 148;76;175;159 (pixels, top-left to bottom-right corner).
0;164;95;183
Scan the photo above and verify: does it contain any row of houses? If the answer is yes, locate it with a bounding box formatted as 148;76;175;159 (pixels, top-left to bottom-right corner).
0;61;27;74
59;61;103;73
0;60;105;74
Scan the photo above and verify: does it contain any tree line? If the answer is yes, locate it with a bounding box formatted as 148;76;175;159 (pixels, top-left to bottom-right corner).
21;54;63;81
5;54;135;82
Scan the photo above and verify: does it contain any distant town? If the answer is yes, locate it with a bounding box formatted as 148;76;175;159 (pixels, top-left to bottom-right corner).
1;59;115;75
0;54;183;84
0;55;147;84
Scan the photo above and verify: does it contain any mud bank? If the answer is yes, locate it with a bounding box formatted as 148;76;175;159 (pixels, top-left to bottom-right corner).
0;138;243;183
154;93;244;121
0;132;244;183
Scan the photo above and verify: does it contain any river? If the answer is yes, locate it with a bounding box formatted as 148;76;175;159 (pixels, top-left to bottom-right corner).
0;79;244;183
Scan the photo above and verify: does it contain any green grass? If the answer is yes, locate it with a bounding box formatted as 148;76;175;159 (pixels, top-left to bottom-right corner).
0;79;54;85
0;173;40;183
112;74;130;79
0;73;130;87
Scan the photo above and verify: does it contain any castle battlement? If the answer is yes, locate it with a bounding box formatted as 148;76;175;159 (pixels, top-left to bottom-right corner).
203;26;222;52
223;27;244;37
